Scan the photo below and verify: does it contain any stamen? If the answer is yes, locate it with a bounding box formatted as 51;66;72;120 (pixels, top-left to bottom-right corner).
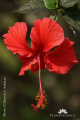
38;55;42;91
31;89;47;113
31;55;47;113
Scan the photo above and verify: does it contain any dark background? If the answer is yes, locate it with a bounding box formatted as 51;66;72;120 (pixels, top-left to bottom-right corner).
0;0;80;120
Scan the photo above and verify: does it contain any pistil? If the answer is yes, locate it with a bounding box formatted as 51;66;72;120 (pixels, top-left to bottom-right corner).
31;55;47;113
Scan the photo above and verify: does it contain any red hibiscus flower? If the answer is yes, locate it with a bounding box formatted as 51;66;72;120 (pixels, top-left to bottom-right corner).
2;17;78;113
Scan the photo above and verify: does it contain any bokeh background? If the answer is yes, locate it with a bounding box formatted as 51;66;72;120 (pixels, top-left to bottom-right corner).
0;0;80;120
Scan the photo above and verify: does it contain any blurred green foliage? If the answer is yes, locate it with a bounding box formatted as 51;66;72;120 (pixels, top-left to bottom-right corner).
14;0;80;31
60;0;78;8
14;0;47;13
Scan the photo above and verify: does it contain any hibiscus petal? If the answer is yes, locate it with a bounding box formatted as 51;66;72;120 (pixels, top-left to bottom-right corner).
30;17;64;52
46;38;78;74
31;53;45;73
18;53;38;75
2;22;31;56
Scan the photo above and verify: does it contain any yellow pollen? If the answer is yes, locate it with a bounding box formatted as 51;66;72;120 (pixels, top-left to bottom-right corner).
31;89;47;113
35;90;47;109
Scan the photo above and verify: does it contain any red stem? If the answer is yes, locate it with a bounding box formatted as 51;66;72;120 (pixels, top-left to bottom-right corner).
38;56;42;93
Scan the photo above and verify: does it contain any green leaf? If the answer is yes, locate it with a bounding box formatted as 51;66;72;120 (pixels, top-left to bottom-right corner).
63;7;80;31
14;0;47;13
43;0;58;9
49;15;58;21
60;0;78;8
